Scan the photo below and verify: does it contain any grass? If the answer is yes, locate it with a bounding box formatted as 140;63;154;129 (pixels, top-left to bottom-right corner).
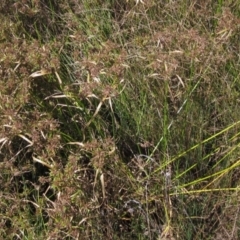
0;0;240;239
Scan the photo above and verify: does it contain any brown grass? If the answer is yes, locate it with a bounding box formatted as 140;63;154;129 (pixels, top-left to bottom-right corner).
0;0;240;239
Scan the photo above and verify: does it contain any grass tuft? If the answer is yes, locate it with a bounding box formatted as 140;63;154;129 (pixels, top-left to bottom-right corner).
0;0;240;239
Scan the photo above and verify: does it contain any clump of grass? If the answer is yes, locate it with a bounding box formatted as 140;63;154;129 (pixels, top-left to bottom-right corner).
0;0;240;239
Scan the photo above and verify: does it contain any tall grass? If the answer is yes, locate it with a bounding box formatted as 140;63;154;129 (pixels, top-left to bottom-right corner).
0;0;240;239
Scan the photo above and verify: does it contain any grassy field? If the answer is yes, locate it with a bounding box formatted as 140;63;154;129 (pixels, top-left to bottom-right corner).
0;0;240;239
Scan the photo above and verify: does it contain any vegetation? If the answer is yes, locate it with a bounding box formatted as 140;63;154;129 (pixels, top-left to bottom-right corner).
0;0;240;239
